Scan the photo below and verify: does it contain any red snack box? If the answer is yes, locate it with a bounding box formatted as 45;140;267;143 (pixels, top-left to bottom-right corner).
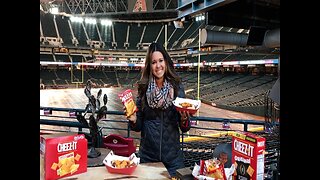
232;131;265;180
40;133;88;180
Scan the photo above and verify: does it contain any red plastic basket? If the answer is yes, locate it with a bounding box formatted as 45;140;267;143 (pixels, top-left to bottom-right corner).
173;97;201;115
103;151;139;175
175;106;198;115
105;164;137;175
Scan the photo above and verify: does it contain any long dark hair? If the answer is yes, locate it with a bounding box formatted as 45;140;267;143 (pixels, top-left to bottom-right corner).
137;42;181;107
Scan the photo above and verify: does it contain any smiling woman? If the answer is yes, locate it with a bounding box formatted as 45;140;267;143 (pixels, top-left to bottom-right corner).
123;42;191;178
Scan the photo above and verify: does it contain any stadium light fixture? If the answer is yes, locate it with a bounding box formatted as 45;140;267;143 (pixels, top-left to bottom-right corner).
101;19;112;26
70;16;83;23
85;18;97;25
49;6;59;14
195;14;205;22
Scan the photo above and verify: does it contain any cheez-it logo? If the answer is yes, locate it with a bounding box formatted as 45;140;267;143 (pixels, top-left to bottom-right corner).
234;139;254;157
57;141;78;153
122;92;132;101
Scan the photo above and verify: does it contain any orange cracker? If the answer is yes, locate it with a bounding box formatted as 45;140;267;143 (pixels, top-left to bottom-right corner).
58;159;63;168
58;156;75;176
51;162;58;170
70;164;80;174
247;165;254;177
75;154;81;161
58;168;69;177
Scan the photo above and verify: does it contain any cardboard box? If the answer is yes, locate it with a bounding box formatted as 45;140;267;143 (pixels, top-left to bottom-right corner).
232;132;265;180
40;133;87;180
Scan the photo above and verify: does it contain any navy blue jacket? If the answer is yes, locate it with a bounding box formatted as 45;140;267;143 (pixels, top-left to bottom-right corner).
130;83;191;177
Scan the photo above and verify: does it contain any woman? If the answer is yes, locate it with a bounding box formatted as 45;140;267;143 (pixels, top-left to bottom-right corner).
126;42;191;178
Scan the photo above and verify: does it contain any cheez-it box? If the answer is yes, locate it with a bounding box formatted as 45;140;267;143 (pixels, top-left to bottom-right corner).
232;131;265;180
40;133;88;180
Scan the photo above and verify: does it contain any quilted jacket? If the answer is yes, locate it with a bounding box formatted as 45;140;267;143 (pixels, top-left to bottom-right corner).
130;83;191;177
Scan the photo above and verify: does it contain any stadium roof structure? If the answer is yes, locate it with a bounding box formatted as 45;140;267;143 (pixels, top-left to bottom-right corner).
40;0;178;21
177;0;279;30
40;0;279;53
40;0;279;28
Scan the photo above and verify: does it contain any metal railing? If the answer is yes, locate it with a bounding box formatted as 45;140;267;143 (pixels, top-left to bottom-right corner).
40;106;280;177
40;106;275;140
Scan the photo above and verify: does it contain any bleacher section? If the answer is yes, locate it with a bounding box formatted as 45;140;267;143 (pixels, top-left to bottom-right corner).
40;66;277;116
113;23;127;49
128;23;144;50
40;13;208;50
40;13;279;63
98;22;112;49
40;53;55;62
55;15;73;46
175;70;277;116
54;54;70;62
41;13;57;38
71;22;88;48
40;12;279;116
173;20;204;49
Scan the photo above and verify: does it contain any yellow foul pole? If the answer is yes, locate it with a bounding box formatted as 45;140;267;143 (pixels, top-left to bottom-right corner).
197;29;201;120
164;24;167;50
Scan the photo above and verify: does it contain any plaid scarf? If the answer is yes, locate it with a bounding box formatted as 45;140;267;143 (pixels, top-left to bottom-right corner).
146;78;174;110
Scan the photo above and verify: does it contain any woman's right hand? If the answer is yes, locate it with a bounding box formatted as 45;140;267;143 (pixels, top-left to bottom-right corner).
123;106;137;123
